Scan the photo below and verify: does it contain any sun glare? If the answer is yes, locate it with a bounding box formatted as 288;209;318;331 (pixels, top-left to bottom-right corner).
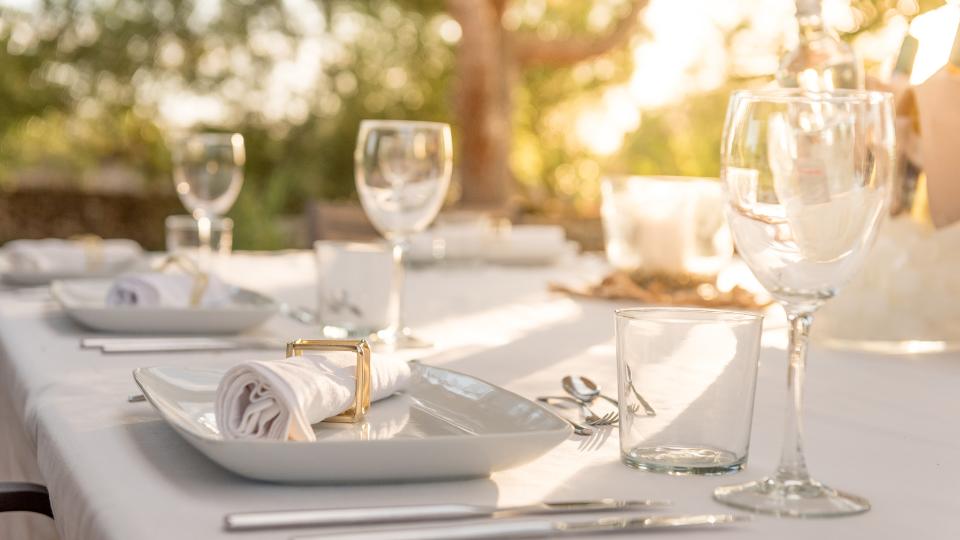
909;3;960;85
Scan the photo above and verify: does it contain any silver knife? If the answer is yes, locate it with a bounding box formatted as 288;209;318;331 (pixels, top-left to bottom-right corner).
81;337;282;353
292;514;748;540
224;500;668;532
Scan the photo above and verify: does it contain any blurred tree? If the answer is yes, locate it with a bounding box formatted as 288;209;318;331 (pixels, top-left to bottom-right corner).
446;0;646;209
0;0;939;248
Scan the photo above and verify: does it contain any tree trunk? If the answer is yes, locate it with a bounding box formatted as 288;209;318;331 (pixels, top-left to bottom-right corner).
447;0;513;210
447;0;647;211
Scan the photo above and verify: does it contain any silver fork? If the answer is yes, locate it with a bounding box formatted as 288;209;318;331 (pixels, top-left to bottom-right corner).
538;396;617;427
585;410;619;426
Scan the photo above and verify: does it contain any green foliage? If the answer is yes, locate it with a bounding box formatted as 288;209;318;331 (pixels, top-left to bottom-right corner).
0;0;932;247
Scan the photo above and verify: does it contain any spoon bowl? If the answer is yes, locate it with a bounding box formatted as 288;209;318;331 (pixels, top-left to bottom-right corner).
562;375;602;403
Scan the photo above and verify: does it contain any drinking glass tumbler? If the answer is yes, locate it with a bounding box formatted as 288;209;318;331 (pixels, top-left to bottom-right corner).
165;215;234;257
616;308;763;475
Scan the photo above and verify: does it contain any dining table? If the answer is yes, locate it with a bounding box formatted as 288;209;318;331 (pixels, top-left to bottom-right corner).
0;250;957;540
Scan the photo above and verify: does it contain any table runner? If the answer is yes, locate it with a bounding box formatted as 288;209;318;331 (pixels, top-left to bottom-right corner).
0;252;957;539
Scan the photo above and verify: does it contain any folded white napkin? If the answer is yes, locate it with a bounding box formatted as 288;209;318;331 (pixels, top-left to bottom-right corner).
408;224;569;264
105;272;234;308
4;238;142;273
486;225;568;264
408;222;494;262
215;354;411;441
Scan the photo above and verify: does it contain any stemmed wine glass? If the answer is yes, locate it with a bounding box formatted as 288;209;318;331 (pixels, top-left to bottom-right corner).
172;132;245;265
713;89;894;517
354;120;453;349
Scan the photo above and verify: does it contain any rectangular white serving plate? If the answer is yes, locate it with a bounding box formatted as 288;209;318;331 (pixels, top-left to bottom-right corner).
133;362;571;483
51;279;278;334
3;268;123;286
0;253;143;286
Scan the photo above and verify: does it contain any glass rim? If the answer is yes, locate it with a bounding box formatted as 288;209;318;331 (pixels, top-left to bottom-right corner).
602;174;719;183
358;119;451;130
177;132;244;142
730;88;892;105
165;214;234;229
615;306;763;324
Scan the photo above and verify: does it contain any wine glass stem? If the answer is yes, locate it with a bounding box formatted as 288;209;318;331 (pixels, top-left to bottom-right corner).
776;307;815;483
196;215;213;272
386;238;408;336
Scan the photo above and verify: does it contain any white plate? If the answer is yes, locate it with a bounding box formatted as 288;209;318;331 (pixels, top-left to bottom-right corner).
51;279;278;334
133;363;571;483
3;267;134;287
0;254;143;286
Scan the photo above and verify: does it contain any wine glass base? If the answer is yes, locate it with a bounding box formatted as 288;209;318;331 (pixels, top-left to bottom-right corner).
368;327;433;351
713;476;870;518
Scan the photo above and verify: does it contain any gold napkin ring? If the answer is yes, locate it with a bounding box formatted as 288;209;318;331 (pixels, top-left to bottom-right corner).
154;254;209;307
285;338;371;423
68;234;104;271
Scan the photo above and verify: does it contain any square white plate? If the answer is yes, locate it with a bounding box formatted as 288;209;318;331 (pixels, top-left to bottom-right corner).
0;252;143;286
3;267;128;286
133;362;571;483
52;279;278;334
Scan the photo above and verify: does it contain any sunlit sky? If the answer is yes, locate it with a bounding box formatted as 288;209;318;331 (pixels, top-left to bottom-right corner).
575;0;915;155
2;0;957;156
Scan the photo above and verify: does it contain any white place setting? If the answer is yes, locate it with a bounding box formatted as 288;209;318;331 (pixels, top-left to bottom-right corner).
0;114;956;540
2;247;957;539
0;238;146;286
3;3;960;539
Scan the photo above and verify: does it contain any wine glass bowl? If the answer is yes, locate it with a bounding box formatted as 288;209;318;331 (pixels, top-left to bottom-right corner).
172;132;246;220
356;121;452;239
354;120;453;349
714;89;895;517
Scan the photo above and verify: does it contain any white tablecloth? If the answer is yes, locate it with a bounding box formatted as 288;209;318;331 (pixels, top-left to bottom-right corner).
0;252;957;539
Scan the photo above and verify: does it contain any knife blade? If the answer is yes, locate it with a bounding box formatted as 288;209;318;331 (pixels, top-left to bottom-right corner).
291;514;747;540
81;336;282;353
224;500;668;532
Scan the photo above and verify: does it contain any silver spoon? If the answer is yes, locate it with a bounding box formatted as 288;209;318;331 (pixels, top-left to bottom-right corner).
562;375;618;406
564;375;656;417
278;303;318;325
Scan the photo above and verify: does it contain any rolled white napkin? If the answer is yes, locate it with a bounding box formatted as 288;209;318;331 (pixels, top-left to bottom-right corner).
407;221;495;262
105;272;234;308
5;238;142;273
215;354;411;441
486;225;568;264
408;224;569;265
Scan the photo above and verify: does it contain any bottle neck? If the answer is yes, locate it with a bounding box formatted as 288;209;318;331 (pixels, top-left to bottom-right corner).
950;23;960;70
796;0;825;36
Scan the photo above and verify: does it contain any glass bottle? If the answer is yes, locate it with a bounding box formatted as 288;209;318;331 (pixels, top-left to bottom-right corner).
776;0;864;90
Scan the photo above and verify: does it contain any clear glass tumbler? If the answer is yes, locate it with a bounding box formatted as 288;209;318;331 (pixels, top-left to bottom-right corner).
165;215;234;257
315;240;392;339
616;307;763;475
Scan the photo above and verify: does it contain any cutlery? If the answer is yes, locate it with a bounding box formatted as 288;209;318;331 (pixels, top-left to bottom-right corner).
623;366;657;416
292;513;747;540
561;375;626;422
588;410;619;426
537;396;617;426
562;375;618;407
127;394;146;403
278;303;317;325
81;336;282;353
224;500;668;532
535;397;593;435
